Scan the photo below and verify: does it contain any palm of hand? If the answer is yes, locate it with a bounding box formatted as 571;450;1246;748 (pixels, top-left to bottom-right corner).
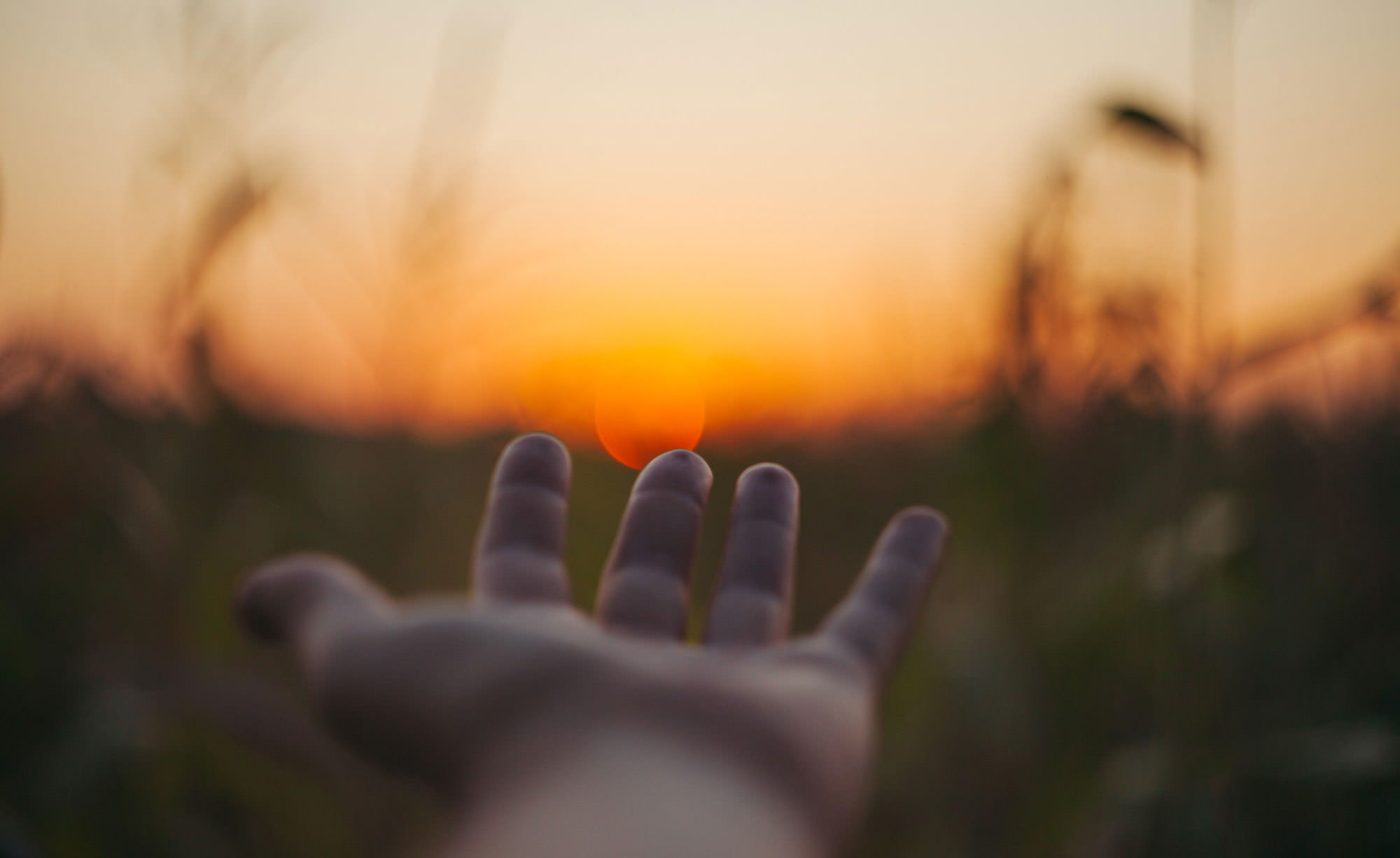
239;435;945;839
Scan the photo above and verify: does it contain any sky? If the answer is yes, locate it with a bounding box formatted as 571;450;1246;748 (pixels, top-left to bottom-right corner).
1;0;1397;448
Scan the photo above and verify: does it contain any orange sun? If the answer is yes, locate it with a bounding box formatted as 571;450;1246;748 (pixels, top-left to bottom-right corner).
593;354;706;469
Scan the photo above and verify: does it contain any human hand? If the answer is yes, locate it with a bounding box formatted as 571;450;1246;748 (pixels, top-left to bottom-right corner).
237;434;947;849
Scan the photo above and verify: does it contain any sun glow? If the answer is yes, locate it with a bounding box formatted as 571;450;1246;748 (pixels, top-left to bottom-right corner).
592;346;706;469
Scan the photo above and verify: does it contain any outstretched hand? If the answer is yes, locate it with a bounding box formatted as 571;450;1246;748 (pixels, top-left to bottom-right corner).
237;434;947;850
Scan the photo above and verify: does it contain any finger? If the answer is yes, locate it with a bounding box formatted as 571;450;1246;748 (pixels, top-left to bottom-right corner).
703;463;799;647
819;508;947;681
472;434;572;604
236;553;393;670
596;449;712;639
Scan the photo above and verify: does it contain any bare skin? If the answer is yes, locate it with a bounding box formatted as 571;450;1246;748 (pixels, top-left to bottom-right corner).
237;434;948;858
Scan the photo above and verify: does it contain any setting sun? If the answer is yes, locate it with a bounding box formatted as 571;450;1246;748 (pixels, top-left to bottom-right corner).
593;350;706;469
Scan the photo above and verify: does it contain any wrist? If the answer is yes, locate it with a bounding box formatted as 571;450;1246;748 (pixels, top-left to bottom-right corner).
448;724;830;858
452;674;873;851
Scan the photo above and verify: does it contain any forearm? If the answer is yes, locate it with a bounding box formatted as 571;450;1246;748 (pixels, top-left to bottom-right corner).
442;727;829;858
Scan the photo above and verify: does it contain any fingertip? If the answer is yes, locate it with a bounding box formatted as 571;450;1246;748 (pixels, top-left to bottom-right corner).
234;553;363;644
506;432;569;459
733;462;799;526
235;578;277;642
236;557;293;643
497;433;572;490
739;461;796;488
892;506;949;537
879;507;950;569
638;448;713;499
654;447;711;476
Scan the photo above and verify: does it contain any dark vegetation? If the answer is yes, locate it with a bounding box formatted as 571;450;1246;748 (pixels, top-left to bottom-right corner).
2;377;1400;857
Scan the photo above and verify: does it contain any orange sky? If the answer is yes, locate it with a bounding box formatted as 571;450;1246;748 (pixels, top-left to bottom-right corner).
1;0;1397;455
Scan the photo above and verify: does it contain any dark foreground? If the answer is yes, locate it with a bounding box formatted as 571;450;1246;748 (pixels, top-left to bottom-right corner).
3;391;1398;857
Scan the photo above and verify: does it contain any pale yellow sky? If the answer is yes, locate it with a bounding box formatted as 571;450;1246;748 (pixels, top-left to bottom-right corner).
0;0;1397;436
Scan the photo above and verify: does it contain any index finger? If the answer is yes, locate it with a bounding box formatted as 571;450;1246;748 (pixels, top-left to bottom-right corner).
472;434;573;604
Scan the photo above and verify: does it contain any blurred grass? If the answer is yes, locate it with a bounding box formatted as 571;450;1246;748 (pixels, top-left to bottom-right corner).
2;388;1398;857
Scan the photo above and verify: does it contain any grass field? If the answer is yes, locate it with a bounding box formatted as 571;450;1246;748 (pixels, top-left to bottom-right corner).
3;382;1398;857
